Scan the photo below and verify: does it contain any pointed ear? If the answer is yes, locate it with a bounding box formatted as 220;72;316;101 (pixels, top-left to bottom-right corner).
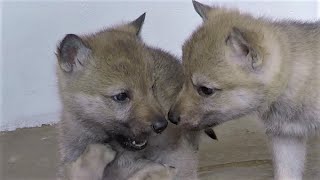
57;34;92;73
129;12;146;36
116;13;146;36
225;27;262;70
192;0;211;20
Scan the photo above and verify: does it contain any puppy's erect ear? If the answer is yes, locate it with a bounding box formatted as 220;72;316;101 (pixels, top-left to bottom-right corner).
192;0;211;20
57;34;92;73
129;12;146;36
114;13;146;37
226;27;262;70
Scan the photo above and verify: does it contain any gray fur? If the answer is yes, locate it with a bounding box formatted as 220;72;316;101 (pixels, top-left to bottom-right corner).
56;14;200;180
102;47;200;180
170;2;319;180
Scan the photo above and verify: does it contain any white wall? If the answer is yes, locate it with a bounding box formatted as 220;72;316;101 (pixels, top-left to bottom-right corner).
1;0;319;131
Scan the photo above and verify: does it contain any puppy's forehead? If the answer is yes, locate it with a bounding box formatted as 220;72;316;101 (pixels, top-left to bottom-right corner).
183;37;228;74
93;59;153;91
91;33;146;62
191;72;226;89
80;32;153;92
192;73;210;85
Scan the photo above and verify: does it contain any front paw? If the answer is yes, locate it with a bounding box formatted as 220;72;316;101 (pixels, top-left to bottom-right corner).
65;144;116;180
129;163;177;180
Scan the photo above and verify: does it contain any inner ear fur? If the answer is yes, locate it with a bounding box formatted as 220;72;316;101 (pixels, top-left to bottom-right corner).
226;27;263;70
57;34;92;73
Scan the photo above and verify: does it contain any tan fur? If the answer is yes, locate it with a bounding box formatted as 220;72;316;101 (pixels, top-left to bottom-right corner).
128;163;176;180
64;144;175;180
56;14;199;180
63;144;116;180
169;1;319;179
100;47;200;180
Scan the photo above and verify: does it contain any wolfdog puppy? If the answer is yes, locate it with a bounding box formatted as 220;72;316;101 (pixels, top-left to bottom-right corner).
56;13;200;180
168;1;320;180
102;46;201;180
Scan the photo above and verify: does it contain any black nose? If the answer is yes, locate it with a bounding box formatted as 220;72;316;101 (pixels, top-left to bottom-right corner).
152;118;168;134
168;109;180;125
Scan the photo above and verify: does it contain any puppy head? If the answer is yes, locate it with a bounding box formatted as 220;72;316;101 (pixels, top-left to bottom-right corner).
169;2;284;129
57;13;167;151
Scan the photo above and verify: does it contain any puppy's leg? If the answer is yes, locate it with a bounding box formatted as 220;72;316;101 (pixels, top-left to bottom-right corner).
128;163;176;180
64;144;116;180
103;151;175;180
270;135;307;180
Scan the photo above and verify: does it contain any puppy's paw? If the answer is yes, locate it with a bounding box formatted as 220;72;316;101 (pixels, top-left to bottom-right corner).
81;144;116;166
65;144;116;180
129;163;177;180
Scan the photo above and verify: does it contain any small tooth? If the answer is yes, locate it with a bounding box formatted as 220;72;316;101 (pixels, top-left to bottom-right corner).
138;140;147;146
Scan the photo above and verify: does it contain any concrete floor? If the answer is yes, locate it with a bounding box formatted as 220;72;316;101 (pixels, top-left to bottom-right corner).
1;117;319;180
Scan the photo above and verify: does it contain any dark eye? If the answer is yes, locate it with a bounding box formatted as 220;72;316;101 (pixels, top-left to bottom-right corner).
113;92;129;102
197;86;214;96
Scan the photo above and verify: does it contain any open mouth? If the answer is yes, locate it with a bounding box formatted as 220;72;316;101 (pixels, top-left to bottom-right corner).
115;135;148;151
132;139;147;147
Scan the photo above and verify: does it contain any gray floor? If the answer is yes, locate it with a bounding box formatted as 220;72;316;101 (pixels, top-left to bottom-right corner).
1;117;319;180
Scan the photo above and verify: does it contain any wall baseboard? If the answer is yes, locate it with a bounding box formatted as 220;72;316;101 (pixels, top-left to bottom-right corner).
0;112;59;132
